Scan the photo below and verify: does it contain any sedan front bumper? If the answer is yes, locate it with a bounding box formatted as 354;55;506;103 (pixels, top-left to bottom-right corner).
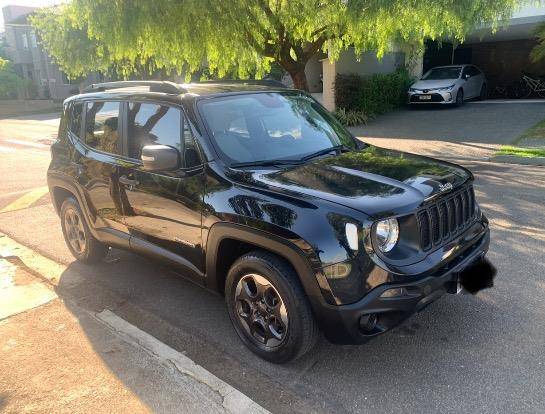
408;89;455;104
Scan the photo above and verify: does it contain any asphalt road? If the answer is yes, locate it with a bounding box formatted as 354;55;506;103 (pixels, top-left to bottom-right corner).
1;112;544;413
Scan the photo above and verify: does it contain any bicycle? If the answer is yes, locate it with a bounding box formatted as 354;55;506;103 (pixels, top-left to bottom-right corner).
509;73;545;99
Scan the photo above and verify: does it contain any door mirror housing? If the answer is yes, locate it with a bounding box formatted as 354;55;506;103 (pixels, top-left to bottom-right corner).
463;73;470;80
141;145;180;171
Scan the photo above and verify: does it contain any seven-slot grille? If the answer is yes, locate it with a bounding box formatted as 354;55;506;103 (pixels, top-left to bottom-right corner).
417;185;476;251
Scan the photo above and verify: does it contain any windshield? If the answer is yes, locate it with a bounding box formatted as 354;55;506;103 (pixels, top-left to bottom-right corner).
422;67;462;80
199;92;357;164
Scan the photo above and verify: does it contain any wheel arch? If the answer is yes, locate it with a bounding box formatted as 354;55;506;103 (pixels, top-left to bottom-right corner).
205;223;333;306
47;175;101;241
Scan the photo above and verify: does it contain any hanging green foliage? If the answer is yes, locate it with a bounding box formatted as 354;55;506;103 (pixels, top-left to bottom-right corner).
31;0;521;91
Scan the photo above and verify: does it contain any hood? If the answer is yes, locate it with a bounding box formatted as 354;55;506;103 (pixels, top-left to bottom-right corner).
411;79;458;90
233;146;471;218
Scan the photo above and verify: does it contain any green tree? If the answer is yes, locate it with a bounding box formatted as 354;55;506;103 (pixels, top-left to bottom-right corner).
0;58;28;99
531;22;545;62
32;0;520;91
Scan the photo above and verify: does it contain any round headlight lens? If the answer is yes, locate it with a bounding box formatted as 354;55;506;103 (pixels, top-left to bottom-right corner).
374;218;399;253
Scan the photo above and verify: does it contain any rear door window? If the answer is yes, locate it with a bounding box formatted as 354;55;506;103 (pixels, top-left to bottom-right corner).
84;101;121;155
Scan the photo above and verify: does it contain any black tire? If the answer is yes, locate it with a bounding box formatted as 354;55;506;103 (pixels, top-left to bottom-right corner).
60;197;109;263
225;251;318;363
478;84;487;101
455;89;464;106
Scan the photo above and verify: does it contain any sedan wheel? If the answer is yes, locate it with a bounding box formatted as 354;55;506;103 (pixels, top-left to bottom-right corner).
456;89;464;106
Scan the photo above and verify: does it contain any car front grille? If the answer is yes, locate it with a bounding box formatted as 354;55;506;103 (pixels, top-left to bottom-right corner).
417;185;476;251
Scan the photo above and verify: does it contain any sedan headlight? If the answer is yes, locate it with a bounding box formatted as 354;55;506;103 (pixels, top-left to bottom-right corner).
374;218;399;253
437;84;455;91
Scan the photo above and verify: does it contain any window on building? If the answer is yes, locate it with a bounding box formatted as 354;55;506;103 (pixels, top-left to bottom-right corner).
84;101;121;155
21;33;28;49
30;32;37;48
127;103;181;159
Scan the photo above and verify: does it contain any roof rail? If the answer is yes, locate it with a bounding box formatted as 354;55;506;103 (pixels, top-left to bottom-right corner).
194;79;287;88
82;81;187;95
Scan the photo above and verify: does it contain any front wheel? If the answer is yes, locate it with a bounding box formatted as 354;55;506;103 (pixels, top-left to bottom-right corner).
225;251;318;363
478;84;487;101
455;89;464;106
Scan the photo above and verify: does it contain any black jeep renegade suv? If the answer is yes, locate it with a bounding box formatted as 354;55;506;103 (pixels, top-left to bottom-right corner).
48;80;490;363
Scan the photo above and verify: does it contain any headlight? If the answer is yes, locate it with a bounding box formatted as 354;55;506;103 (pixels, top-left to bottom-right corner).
437;84;455;91
374;218;399;253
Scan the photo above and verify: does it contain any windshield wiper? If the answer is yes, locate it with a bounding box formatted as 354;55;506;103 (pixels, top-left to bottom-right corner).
299;145;350;162
230;159;302;168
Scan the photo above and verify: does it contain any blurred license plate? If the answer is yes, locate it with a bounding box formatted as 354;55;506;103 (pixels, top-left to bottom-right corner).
419;95;432;100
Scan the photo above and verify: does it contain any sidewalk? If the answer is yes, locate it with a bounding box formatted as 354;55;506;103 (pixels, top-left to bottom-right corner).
0;241;269;414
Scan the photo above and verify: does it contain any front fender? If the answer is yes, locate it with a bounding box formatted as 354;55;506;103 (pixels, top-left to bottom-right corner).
205;222;335;304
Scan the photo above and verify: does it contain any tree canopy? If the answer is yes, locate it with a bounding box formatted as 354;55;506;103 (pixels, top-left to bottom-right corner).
32;0;521;90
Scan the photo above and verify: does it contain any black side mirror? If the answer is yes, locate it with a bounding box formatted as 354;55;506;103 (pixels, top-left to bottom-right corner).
464;74;470;80
141;144;180;171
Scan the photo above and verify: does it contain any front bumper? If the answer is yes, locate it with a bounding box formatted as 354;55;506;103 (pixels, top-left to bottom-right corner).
408;89;455;104
315;225;490;344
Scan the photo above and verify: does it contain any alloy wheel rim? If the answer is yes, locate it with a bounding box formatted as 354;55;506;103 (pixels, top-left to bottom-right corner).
64;208;86;254
234;274;289;348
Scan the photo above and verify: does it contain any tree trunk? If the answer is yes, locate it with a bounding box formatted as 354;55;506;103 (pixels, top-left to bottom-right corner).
289;68;309;91
280;60;309;91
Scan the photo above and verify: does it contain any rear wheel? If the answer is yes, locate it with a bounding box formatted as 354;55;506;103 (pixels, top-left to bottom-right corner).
455;89;464;106
225;251;318;363
60;197;109;263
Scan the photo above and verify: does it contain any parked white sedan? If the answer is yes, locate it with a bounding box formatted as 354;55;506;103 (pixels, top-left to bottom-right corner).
408;64;487;106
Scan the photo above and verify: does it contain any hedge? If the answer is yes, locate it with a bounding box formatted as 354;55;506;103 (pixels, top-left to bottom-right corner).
334;69;413;118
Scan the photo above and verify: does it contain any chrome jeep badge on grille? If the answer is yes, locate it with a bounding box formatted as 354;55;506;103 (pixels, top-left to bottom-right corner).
439;182;453;192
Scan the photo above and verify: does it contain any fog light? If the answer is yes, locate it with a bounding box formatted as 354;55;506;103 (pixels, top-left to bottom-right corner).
359;313;378;333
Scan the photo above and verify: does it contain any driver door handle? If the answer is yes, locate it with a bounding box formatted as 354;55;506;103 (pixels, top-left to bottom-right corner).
119;175;139;187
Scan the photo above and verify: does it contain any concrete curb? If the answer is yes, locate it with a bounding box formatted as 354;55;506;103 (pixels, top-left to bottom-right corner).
96;310;270;414
0;232;270;414
488;155;545;166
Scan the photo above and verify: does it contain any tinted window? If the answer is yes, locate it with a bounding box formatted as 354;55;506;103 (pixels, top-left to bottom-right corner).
127;103;181;159
469;66;481;76
199;92;356;164
182;120;201;168
85;101;121;155
69;102;82;137
422;67;462;80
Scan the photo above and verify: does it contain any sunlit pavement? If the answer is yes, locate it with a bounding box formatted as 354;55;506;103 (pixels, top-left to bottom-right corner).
1;111;544;413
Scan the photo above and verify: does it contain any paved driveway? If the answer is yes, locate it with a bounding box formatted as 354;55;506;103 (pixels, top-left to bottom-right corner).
350;102;545;160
